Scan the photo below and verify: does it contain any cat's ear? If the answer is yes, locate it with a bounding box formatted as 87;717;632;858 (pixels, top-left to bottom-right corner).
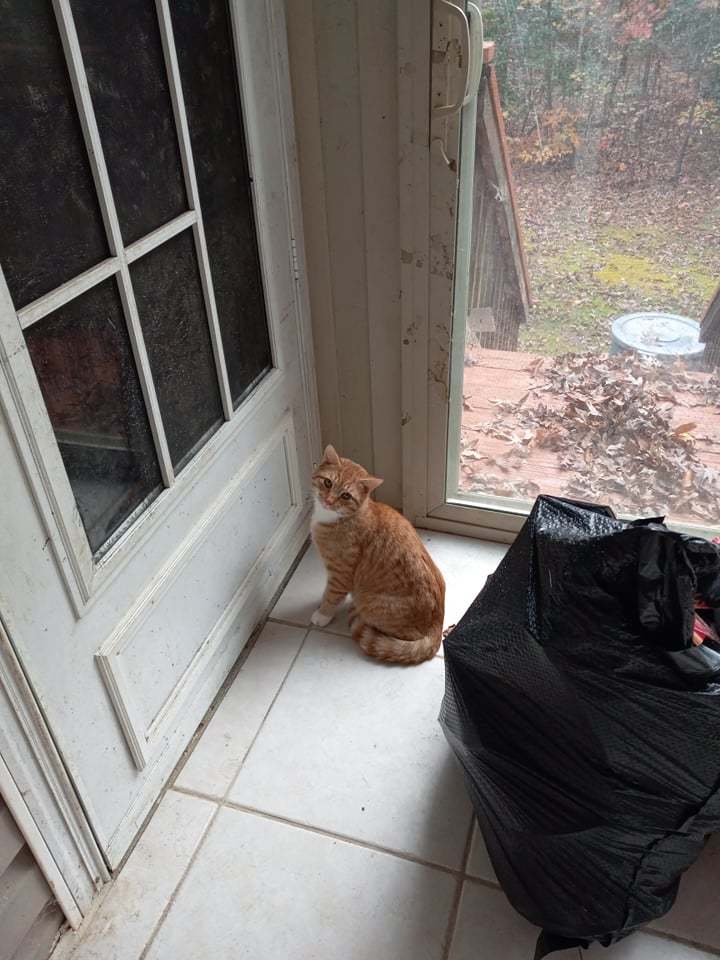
360;476;383;493
323;444;341;465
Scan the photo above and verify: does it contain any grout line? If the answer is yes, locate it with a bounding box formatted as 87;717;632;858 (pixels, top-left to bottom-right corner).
308;624;352;639
137;627;312;960
137;802;222;960
171;789;486;888
268;615;350;639
271;615;444;660
171;784;224;804
221;800;466;879
440;817;476;960
168;781;720;960
641;929;720;957
222;629;312;793
462;874;501;892
162;619;273;799
267;615;314;630
459;874;720;957
459;817;476;875
440;879;467;960
169;790;513;899
270;616;444;659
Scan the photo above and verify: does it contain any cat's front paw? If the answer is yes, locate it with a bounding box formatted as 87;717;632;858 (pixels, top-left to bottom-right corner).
311;608;333;627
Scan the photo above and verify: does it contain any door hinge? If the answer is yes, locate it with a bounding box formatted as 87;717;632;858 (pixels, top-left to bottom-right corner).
290;236;300;282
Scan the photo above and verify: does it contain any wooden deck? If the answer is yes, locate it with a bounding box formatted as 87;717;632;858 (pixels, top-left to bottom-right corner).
459;347;720;523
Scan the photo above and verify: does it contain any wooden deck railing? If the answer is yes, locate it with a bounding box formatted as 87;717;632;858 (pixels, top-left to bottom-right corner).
466;42;531;353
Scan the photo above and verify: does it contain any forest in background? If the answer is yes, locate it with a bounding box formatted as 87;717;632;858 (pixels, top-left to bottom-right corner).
486;0;720;183
479;0;720;354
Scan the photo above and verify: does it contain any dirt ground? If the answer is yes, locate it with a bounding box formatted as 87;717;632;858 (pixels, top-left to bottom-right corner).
514;167;720;356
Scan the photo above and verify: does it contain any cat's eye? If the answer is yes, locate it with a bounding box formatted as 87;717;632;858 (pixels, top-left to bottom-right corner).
323;478;332;488
340;492;352;500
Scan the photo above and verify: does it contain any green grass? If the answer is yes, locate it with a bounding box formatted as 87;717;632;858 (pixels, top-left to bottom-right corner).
519;211;718;356
520;292;618;354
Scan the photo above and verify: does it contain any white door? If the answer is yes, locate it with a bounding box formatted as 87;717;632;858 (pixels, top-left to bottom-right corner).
0;0;319;868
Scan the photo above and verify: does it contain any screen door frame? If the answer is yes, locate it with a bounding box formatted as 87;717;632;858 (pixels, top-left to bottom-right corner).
399;0;520;543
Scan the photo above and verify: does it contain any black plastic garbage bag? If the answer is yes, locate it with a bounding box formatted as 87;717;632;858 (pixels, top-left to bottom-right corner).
440;496;720;957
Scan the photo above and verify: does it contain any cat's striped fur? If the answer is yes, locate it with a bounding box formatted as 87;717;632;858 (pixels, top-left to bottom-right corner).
311;446;445;665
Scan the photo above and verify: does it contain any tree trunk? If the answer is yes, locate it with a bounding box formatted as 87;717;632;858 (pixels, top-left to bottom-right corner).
673;93;699;185
640;45;653;98
544;0;554;111
602;51;627;129
574;0;588;76
633;46;655;153
673;47;707;185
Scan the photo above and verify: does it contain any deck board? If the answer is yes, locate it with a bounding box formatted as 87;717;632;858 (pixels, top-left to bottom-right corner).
459;348;720;523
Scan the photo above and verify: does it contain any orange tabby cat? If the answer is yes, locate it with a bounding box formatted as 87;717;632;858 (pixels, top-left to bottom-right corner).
310;445;445;665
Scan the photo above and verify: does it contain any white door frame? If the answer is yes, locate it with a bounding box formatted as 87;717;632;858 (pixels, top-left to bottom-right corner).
399;0;517;543
0;615;108;926
0;0;319;908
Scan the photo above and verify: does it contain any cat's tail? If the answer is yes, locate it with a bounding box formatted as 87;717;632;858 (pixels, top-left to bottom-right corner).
352;621;441;665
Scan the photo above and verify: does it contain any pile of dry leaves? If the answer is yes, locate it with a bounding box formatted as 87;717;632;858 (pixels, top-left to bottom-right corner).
462;352;720;524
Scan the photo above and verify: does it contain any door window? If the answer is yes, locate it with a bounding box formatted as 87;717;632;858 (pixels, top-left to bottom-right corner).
0;0;272;557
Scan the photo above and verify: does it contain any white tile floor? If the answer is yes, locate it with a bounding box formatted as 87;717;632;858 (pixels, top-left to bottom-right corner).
53;533;720;960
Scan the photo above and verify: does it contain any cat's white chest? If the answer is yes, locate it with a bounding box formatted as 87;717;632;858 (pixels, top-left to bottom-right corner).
312;499;340;525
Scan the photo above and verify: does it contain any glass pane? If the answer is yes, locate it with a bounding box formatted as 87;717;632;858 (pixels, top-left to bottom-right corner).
25;279;162;555
0;0;108;308
449;3;720;530
71;0;187;244
171;0;272;406
131;229;223;470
